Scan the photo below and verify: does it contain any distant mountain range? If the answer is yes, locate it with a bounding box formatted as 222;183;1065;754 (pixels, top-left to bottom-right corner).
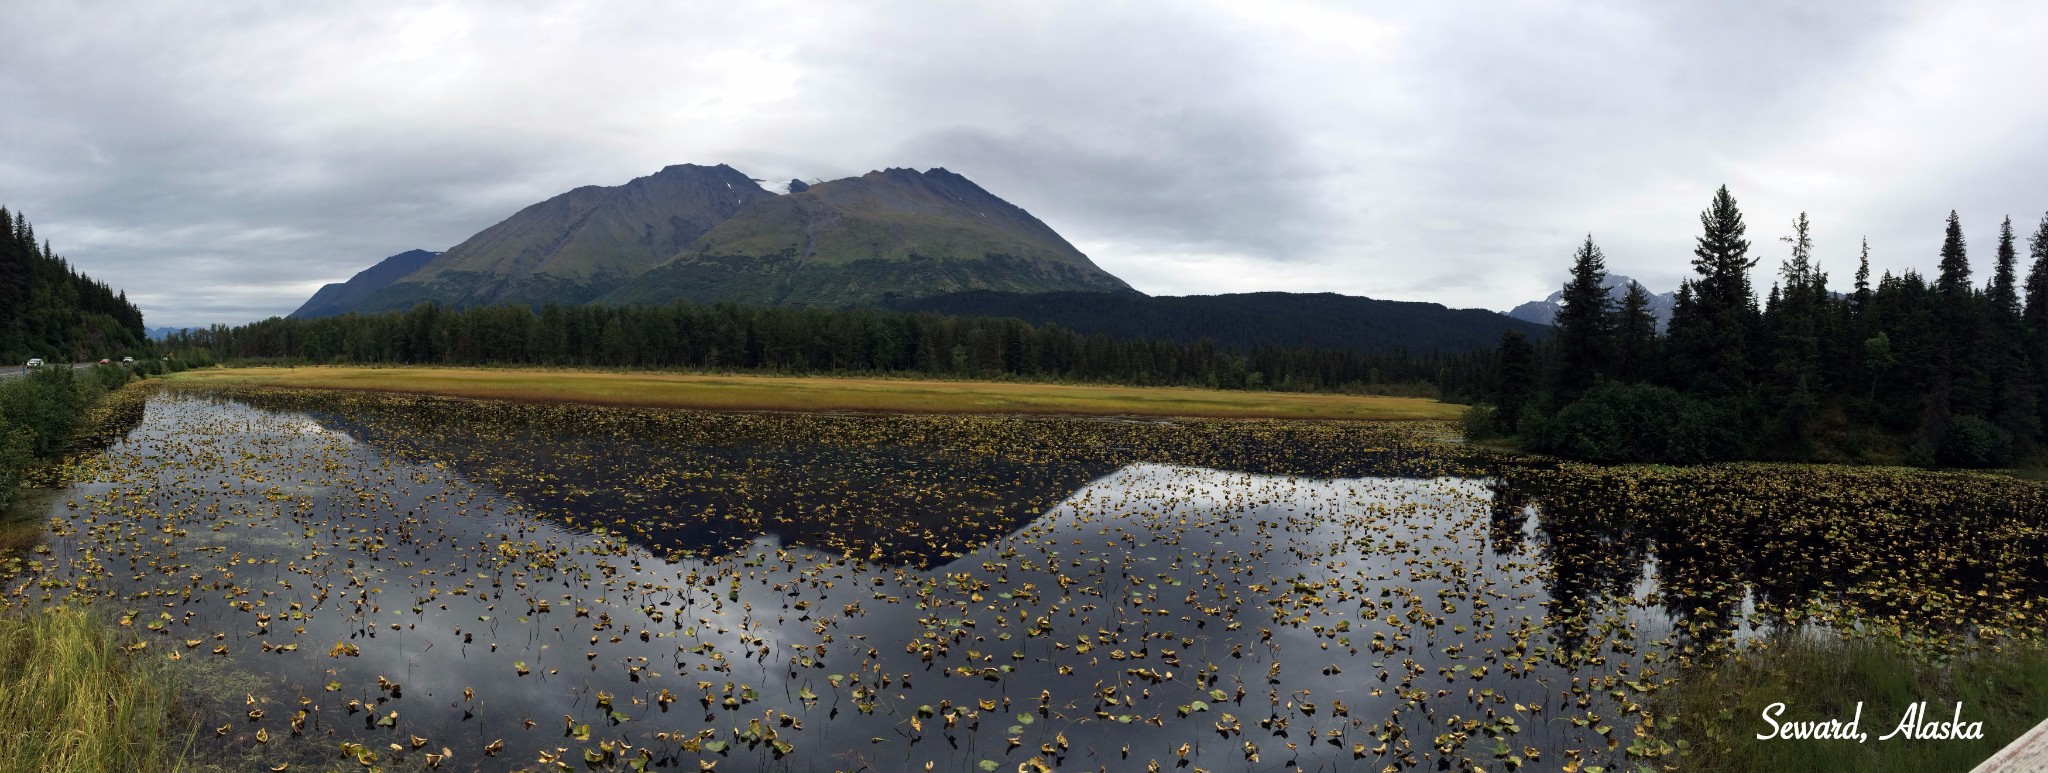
285;162;1545;354
1503;274;1676;332
292;164;1127;317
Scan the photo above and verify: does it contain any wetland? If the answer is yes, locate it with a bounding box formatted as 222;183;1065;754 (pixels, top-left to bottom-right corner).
5;382;2046;772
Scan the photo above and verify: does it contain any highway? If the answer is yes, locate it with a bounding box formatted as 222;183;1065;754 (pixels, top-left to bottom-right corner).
0;362;105;380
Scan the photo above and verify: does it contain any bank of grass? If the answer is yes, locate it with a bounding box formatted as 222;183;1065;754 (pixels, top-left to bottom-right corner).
0;607;194;773
1661;636;2048;772
0;375;197;773
167;365;1464;421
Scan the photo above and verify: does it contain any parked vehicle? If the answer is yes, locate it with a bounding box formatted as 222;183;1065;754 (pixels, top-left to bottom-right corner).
121;356;134;364
22;358;43;371
97;358;111;365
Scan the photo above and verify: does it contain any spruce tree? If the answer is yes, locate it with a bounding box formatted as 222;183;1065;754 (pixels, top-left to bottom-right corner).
1853;237;1872;312
1933;211;1988;423
1986;216;2038;440
1667;186;1758;396
2024;213;2048;437
1769;213;1824;448
1615;281;1657;382
1550;235;1614;397
1491;330;1536;433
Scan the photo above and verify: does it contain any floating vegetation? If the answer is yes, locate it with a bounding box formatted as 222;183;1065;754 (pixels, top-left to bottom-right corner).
1;383;2042;771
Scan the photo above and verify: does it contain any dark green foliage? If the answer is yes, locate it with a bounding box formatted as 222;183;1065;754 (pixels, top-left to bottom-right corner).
1490;331;1537;432
897;289;1549;355
2027;213;2048;435
0;365;136;508
1667;186;1759;397
1490;189;2048;468
1550;235;1613;397
173;301;1494;399
1529;381;1747;464
1614;281;1657;382
1938;415;2013;468
0;207;148;363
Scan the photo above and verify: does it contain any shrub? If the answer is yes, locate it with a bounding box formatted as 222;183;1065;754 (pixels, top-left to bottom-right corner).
1461;404;1497;441
1530;381;1752;464
1939;415;2013;468
0;368;86;457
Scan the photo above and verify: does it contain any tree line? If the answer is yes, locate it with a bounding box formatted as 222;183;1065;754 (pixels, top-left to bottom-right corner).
166;301;1494;398
0;206;149;363
1475;186;2048;467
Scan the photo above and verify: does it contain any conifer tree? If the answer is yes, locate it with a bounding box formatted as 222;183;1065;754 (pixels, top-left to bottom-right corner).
1769;213;1824;447
1550;235;1614;397
1491;330;1536;432
1933;210;1988;422
2024;213;2048;435
1853;237;1872;312
1614;281;1657;382
1986;216;2037;440
1667;186;1758;396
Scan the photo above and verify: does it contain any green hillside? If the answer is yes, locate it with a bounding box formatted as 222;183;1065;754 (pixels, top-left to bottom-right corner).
598;167;1131;307
353;164;775;311
0;207;147;362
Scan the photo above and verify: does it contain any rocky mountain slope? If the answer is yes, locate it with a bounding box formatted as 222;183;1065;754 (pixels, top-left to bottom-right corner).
307;164;1131;314
350;164;777;312
599;167;1131;307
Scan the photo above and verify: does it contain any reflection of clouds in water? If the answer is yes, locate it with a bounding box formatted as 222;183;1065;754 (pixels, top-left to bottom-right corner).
33;391;1652;771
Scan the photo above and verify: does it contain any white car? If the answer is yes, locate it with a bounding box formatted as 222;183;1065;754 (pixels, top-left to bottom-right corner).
23;358;43;370
121;356;134;364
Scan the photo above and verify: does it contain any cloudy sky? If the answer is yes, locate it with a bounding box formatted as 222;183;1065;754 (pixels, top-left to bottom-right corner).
5;1;2047;327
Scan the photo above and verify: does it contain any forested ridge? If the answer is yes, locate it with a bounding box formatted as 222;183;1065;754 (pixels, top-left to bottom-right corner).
0;207;148;362
167;301;1492;397
1477;186;2048;467
896;289;1549;354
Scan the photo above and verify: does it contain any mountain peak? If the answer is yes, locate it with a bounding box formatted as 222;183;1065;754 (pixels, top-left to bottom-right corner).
303;162;1131;316
1504;273;1677;331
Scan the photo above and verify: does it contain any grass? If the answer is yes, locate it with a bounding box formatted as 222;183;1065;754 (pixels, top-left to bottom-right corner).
1659;635;2048;772
0;607;193;773
165;365;1464;421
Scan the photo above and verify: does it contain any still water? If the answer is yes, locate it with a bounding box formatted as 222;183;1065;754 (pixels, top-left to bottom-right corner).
13;387;2035;771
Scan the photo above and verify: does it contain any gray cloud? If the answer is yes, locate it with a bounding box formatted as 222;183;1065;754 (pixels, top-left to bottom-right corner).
2;0;2045;327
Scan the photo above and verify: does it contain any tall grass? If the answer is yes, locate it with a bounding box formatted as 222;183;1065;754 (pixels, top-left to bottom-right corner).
166;365;1465;420
1662;635;2048;772
0;607;193;773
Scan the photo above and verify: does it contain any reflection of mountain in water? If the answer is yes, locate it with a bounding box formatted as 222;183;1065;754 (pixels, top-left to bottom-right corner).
220;389;1466;567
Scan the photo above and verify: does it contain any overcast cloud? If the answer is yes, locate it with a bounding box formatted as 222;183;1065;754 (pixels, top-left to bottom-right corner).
3;0;2046;327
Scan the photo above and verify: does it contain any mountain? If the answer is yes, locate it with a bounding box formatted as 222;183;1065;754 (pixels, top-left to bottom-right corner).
290;249;439;318
1505;274;1676;332
145;327;195;340
898;290;1550;354
598;167;1132;307
350;164;777;312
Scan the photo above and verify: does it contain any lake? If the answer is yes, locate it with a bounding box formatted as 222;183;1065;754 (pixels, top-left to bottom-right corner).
6;385;2042;772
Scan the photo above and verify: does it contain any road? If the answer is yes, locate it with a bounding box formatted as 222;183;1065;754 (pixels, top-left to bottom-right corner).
0;362;105;380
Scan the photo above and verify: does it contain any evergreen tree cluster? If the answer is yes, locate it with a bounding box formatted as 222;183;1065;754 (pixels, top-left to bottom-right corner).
0;206;148;363
1486;187;2048;467
173;301;1495;397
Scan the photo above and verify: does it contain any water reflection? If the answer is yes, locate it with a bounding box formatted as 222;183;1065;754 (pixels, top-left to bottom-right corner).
10;388;2043;772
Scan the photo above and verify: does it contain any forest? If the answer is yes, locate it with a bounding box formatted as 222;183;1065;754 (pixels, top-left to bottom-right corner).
167;301;1493;397
0;207;149;363
1477;186;2048;467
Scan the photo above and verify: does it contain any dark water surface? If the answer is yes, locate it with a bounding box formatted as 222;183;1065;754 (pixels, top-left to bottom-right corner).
10;387;2043;772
